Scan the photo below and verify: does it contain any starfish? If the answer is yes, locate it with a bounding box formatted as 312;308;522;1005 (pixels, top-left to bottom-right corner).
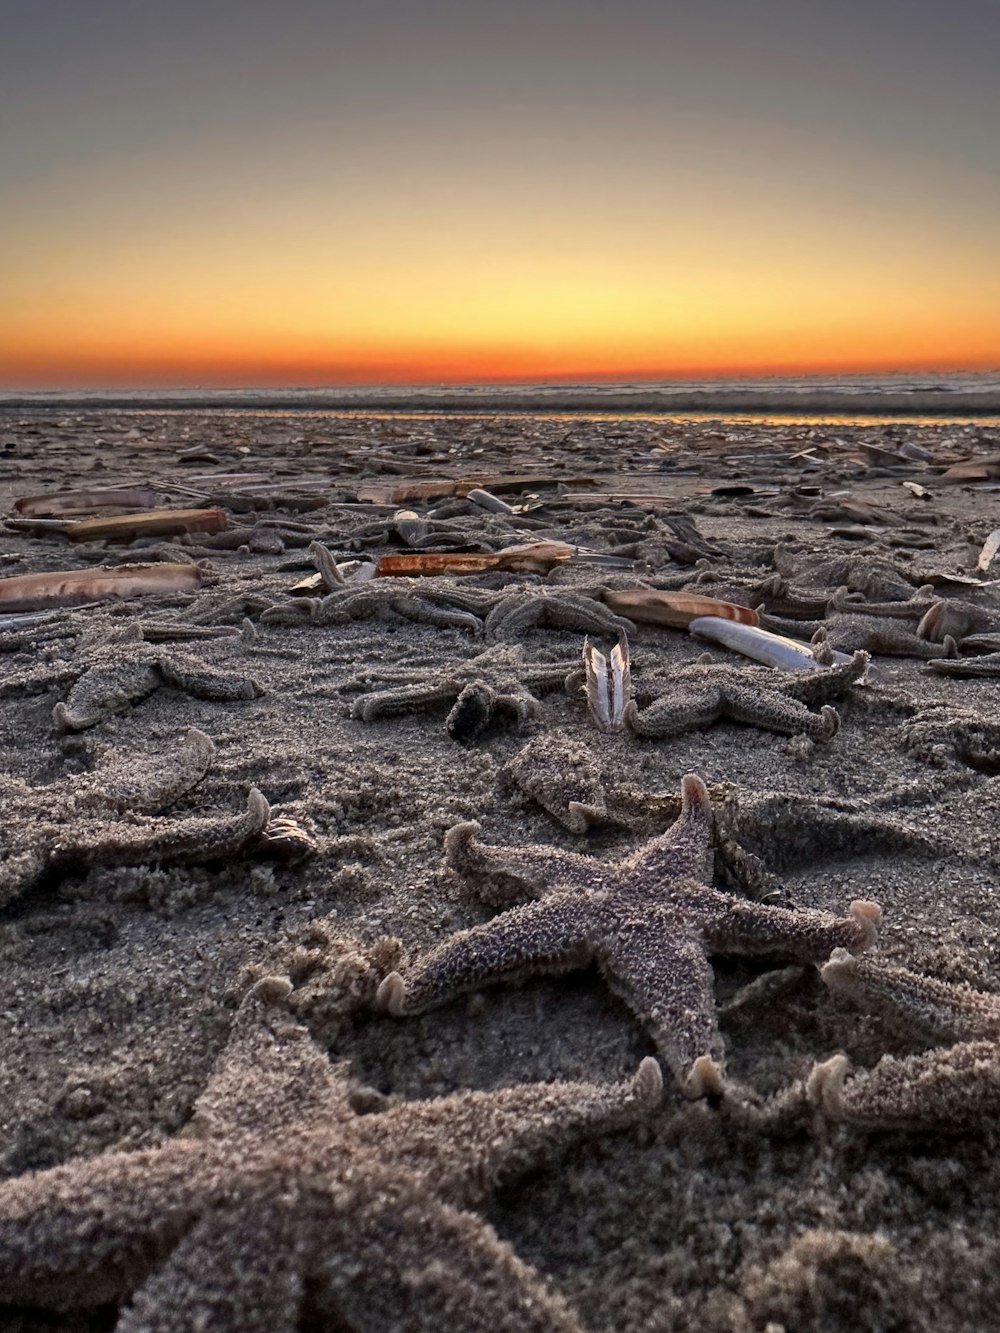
0;729;310;909
346;643;577;741
0;976;662;1331
0;619;263;731
900;703;1000;773
261;579;496;633
622;652;868;743
483;588;634;641
378;774;881;1096
502;735;940;874
809;951;1000;1130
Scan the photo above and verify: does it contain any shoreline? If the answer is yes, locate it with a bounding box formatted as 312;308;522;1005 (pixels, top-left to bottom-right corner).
3;387;1000;416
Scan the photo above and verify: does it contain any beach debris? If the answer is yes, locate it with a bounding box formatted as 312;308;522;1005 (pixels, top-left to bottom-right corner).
65;507;227;543
977;528;1000;573
936;456;1000;484
13;487;159;518
357;475;596;505
582;636;631;732
0;562;202;611
465;487;518;515
375;541;574;578
901;481;929;499
688;616;855;670
603;589;758;630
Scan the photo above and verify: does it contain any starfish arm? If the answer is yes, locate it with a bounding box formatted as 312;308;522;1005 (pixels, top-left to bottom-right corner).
0;846;46;908
53;661;162;731
444;821;609;901
820;950;1000;1042
377;893;602;1015
313;1179;586;1333
188;978;356;1140
704;895;881;962
389;596;484;632
544;594;634;637
623;773;715;888
366;1059;662;1205
0;1142;212;1308
56;788;272;869
781;650;869;702
623;688;723;739
596;912;725;1094
808;1041;1000;1131
156;652;263;702
72;727;216;813
445;682;540;742
484;594;541;640
351;679;459;720
115;1195;304;1333
720;686;840;740
0;661;80;696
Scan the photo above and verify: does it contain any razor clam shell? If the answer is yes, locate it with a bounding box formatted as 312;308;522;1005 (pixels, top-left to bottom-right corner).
688;616;853;670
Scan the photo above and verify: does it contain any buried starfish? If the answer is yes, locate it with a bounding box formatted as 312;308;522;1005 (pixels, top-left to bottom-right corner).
0;729;313;909
0;618;262;731
378;774;880;1096
0;976;661;1332
621;651;869;743
808;951;1000;1131
346;643;578;741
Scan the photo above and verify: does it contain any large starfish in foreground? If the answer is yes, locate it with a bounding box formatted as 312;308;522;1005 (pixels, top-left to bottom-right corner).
379;774;881;1095
0;729;311;908
0;977;662;1332
622;653;869;743
0;619;262;731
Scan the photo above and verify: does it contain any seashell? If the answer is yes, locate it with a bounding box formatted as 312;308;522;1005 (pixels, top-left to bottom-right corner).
375;542;573;577
13;488;160;518
582;636;631;732
65;508;227;543
602;590;758;629
689;616;855;671
977;528;1000;573
0;563;202;611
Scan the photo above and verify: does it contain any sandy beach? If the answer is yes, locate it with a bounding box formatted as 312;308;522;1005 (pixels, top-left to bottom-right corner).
2;407;1000;1331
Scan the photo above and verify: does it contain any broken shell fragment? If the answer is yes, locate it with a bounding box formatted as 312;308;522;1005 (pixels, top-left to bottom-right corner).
977;528;1000;574
688;616;855;670
0;563;203;611
602;589;759;629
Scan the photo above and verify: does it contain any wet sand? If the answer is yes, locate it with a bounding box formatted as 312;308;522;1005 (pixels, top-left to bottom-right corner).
2;409;1000;1331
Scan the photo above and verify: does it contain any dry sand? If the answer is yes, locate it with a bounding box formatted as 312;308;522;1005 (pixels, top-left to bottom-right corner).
1;408;1000;1331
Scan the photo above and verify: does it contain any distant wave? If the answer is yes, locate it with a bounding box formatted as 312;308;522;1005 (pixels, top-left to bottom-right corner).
3;374;1000;416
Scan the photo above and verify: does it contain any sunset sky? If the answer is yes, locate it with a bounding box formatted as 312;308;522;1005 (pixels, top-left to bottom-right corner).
2;0;999;388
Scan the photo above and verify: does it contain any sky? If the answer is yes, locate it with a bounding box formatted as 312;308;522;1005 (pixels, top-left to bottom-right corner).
2;0;999;388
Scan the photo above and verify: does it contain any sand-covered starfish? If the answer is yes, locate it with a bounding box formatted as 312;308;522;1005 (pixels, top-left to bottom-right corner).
483;588;634;641
378;774;881;1095
261;579;495;633
0;730;306;908
0;619;262;731
622;652;868;743
347;643;577;741
0;977;662;1331
809;951;1000;1130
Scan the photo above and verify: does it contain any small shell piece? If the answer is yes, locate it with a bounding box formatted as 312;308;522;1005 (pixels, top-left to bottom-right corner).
603;589;758;629
688;616;855;670
0;563;202;611
977;528;1000;574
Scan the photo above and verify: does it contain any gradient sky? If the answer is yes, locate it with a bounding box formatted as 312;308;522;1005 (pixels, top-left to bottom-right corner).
2;0;999;387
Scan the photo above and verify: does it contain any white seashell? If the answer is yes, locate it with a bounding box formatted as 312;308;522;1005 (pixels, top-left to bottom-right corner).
688;616;855;671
